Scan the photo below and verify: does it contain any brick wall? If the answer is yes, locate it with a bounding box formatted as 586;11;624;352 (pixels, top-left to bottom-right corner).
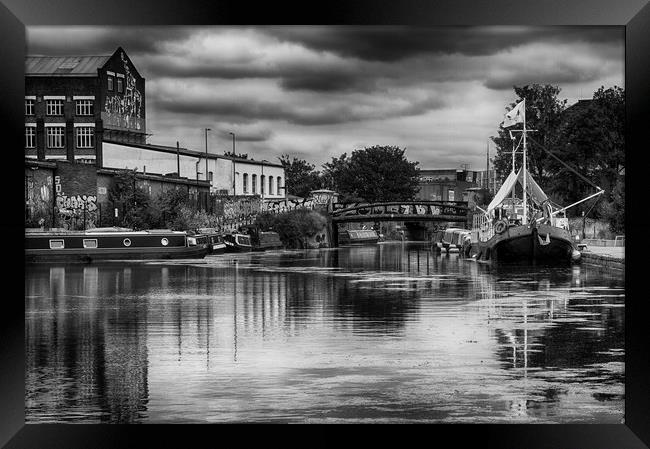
53;161;98;229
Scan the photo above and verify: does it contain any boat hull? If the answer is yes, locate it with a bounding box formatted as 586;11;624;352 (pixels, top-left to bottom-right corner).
25;245;209;263
471;224;578;264
25;230;209;263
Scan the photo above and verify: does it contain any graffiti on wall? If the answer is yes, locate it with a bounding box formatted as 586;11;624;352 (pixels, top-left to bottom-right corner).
25;174;53;226
54;176;98;229
263;197;317;214
331;201;468;220
103;52;144;131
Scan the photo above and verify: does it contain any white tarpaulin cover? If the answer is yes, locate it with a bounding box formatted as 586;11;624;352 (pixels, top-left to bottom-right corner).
486;169;520;214
486;168;549;214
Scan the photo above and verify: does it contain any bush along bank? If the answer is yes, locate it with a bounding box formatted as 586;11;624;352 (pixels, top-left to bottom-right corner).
255;209;330;249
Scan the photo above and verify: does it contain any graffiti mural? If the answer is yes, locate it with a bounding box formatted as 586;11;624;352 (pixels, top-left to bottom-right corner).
25;173;53;227
102;52;144;131
331;201;468;222
54;176;98;229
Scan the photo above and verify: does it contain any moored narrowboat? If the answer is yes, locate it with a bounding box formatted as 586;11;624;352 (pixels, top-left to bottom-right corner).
25;227;209;263
339;229;380;246
223;233;253;252
196;228;227;254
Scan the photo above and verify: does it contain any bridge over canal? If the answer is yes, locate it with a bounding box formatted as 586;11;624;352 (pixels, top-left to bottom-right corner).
329;200;469;246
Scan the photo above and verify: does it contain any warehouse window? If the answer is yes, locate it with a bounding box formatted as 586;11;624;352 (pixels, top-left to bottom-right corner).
107;76;114;91
75;100;93;116
25;99;35;116
25;126;36;148
117;78;124;93
76;127;95;149
46;100;64;116
46;127;65;148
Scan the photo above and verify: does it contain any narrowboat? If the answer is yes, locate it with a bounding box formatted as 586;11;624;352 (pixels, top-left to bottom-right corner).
238;225;284;251
223;233;253;252
25;227;209;263
338;229;380;246
440;228;471;254
196;228;227;254
468;98;599;264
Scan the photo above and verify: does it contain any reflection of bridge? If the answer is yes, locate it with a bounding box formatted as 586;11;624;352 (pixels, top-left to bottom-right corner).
330;201;469;223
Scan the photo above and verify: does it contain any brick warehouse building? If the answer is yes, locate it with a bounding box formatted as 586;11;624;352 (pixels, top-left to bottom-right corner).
25;46;146;166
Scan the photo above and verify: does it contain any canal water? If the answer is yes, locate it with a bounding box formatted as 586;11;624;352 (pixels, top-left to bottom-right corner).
25;242;624;423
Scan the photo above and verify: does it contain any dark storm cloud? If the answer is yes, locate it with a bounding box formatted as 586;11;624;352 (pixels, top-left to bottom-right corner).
26;26;197;56
154;94;445;126
264;26;623;62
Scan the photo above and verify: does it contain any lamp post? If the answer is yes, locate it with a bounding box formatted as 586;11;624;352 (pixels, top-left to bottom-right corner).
229;132;236;195
204;128;211;183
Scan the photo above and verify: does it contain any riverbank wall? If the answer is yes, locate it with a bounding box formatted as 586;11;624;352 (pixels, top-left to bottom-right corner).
580;246;625;270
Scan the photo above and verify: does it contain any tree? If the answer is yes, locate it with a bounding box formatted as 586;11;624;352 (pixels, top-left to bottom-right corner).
322;146;420;202
492;84;567;186
278;155;322;198
551;86;625;217
108;169;152;229
224;151;248;159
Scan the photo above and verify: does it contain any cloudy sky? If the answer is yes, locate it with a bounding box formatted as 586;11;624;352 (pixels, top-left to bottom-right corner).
27;26;623;170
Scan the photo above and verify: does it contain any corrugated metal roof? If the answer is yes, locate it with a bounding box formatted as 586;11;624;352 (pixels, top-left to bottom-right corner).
25;55;111;76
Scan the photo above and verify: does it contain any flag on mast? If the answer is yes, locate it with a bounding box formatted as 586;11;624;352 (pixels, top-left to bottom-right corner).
501;100;525;128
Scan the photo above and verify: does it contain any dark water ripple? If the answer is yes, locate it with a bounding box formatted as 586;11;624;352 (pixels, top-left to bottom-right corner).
25;242;624;423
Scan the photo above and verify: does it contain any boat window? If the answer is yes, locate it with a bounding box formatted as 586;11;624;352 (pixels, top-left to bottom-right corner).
123;238;132;247
82;239;98;248
161;238;169;246
49;239;64;249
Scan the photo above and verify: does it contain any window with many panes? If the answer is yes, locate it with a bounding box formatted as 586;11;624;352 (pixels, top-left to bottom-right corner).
76;127;94;149
243;173;249;193
46;127;65;148
252;174;257;195
25;99;34;116
25;126;36;148
46;100;64;116
107;76;114;91
75;100;93;116
117;78;124;93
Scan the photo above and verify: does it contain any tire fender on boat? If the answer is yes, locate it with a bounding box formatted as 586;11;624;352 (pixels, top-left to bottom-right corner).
494;220;508;234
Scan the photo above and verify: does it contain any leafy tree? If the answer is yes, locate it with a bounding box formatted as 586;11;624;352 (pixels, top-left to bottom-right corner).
224;151;248;159
550;86;625;217
255;209;327;248
108;169;152;229
322;146;419;202
278;155;322;198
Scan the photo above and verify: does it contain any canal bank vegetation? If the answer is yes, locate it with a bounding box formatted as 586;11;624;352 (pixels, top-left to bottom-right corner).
492;84;624;234
107;170;221;231
255;209;328;249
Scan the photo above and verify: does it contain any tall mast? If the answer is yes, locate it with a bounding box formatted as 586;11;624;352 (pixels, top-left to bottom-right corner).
511;131;516;216
522;98;528;225
486;139;490;191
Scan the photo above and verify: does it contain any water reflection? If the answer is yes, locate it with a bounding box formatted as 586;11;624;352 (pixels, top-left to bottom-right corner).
25;243;624;423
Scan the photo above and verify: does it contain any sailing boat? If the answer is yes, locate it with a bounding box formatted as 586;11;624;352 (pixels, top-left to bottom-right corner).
468;99;603;264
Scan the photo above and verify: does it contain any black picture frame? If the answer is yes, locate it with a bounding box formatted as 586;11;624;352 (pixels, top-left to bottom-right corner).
2;0;648;447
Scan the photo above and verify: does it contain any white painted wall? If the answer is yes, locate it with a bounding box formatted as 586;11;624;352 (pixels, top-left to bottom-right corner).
234;160;285;199
102;142;285;197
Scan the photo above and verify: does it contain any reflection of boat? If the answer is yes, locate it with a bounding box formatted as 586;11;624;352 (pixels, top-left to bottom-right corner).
223;233;253;252
469;99;601;264
25;227;209;263
339;229;380;246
